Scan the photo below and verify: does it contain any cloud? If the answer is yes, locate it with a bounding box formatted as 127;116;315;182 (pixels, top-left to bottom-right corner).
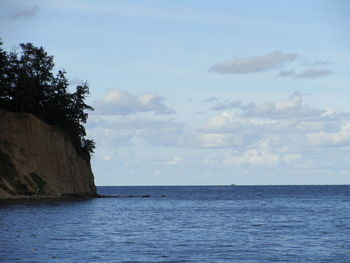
87;115;180;130
277;69;334;79
277;70;295;78
201;112;279;134
141;125;188;147
204;97;219;103
88;126;136;146
208;100;262;112
5;6;39;19
223;149;301;166
209;51;298;74
294;69;334;79
201;111;336;136
302;59;331;66
243;92;323;119
87;115;185;147
200;94;345;145
308;122;350;146
91;92;348;153
191;92;350;175
210;51;334;78
93;88;175;115
210;101;242;111
166;156;182;166
196;92;347;159
101;155;111;161
195;132;247;148
89;90;350;182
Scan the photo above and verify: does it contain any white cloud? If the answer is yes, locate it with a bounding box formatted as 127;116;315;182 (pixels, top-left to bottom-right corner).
223;148;301;166
201;111;278;134
223;149;279;166
243;92;323;119
89;91;350;184
210;101;242;111
87;115;184;148
90;92;349;155
166;156;182;166
277;69;334;79
204;97;219;103
88;126;136;146
308;122;350;146
93;89;175;115
209;51;298;74
195;132;247;148
141;125;188;147
195;92;350;170
220;135;303;167
87;115;180;130
191;92;350;171
102;155;111;161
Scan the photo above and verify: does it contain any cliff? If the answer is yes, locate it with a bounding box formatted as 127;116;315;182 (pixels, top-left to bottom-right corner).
0;111;97;198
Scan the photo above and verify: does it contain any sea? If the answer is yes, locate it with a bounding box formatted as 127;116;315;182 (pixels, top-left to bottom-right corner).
0;185;349;263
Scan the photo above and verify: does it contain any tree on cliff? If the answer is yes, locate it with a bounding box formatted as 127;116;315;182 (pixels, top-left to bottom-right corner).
0;40;95;156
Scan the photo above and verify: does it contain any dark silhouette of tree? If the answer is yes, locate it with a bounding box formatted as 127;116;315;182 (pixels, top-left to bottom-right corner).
0;41;95;157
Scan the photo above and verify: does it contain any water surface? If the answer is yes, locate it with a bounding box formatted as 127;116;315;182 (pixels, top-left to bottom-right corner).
1;185;349;262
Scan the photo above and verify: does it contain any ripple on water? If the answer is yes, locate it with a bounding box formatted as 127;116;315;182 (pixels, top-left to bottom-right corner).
0;185;350;263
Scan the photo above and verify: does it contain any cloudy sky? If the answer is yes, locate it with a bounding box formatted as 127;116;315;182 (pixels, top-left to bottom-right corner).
1;0;350;185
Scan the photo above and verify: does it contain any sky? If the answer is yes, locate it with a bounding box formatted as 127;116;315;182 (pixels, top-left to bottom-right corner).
1;0;350;185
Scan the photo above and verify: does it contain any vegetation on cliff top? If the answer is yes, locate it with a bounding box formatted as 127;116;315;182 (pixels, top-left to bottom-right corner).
0;40;95;156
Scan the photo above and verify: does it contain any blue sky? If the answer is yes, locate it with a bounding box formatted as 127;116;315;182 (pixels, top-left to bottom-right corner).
1;0;350;185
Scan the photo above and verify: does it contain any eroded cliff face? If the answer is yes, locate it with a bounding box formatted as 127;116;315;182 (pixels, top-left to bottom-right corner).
0;111;97;198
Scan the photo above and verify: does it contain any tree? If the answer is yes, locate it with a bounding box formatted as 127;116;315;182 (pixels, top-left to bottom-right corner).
0;41;95;157
0;40;14;108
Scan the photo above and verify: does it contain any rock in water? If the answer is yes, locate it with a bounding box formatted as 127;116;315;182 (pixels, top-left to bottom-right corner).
0;111;97;198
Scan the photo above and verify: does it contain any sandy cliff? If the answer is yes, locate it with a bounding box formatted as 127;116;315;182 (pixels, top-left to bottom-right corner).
0;111;97;198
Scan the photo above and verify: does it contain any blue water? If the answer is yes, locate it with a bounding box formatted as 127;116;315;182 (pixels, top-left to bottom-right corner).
1;185;350;262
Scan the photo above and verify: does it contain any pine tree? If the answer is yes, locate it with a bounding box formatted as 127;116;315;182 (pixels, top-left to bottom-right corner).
0;41;95;156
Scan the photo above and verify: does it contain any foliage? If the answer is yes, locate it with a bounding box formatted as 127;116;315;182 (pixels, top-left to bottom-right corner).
0;40;95;156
